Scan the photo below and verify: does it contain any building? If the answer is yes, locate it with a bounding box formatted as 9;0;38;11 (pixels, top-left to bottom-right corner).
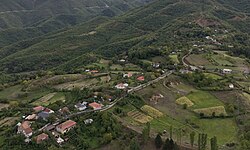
38;111;50;120
59;107;70;115
123;72;133;78
35;133;49;144
17;121;33;137
137;76;145;81
115;83;128;89
229;84;234;89
74;102;88;111
25;114;37;120
56;120;76;134
44;108;54;114
222;69;232;74
89;102;102;110
84;119;93;125
33;106;44;112
90;70;99;74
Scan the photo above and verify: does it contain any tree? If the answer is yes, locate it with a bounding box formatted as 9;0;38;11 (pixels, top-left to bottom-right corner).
142;122;150;143
198;133;207;150
103;133;113;144
190;131;195;147
163;138;176;150
210;136;218;150
154;133;163;149
163;138;170;150
170;125;173;139
130;138;140;150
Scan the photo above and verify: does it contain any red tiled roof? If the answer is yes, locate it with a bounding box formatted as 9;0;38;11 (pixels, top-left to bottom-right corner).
24;127;32;135
33;106;44;112
57;120;76;131
21;121;30;129
89;102;102;109
137;76;145;81
44;108;53;113
36;133;48;143
90;70;99;73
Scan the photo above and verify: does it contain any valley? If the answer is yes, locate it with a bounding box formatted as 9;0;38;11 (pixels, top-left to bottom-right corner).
0;0;250;150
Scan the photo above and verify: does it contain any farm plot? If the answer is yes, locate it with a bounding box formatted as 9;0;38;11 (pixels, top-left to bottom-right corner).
176;96;194;107
0;85;22;100
0;103;9;110
211;54;233;66
0;117;19;127
27;74;85;90
53;78;99;90
141;105;163;118
187;90;224;109
32;92;65;106
204;73;222;80
192;118;237;145
185;54;212;66
194;106;227;117
127;110;153;124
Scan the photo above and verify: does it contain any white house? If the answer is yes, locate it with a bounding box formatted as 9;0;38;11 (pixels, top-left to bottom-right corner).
115;83;128;89
222;69;232;74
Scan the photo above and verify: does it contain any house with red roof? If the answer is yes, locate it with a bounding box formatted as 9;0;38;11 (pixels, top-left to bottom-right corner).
137;76;145;81
35;133;49;144
44;108;54;114
90;70;99;74
17;121;33;137
33;106;44;112
56;120;76;134
89;102;102;110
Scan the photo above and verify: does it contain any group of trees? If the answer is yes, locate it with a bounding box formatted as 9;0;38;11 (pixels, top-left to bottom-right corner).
154;131;218;150
154;133;178;150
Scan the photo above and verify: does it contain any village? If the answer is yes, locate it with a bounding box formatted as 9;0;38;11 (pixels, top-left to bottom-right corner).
15;60;173;145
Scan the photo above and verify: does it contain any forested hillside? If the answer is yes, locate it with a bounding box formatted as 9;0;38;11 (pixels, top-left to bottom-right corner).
1;0;250;73
0;0;153;48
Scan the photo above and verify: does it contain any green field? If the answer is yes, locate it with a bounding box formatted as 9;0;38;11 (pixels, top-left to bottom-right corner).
0;85;22;100
187;90;224;109
192;118;237;145
169;55;180;64
32;92;65;106
204;73;222;80
186;54;212;66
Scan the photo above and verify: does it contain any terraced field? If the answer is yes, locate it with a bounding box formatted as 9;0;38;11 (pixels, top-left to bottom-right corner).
127;110;153;124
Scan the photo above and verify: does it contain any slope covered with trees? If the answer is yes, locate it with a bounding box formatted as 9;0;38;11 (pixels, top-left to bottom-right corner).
1;0;250;74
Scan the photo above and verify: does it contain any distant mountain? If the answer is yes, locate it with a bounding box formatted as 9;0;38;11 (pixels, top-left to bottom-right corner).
0;0;250;73
0;0;153;47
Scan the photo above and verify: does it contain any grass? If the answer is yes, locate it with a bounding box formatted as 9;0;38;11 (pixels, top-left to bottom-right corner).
169;55;180;64
150;115;184;133
192;118;237;145
186;54;212;66
32;92;65;106
110;64;123;70
176;96;194;107
187;90;224;109
194;106;227;117
211;54;233;66
141;105;163;118
204;73;222;80
0;85;22;100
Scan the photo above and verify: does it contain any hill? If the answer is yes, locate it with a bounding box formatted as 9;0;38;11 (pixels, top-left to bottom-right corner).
0;0;250;73
0;0;153;48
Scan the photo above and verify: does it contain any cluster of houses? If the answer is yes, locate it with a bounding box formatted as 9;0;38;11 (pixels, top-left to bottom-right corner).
16;101;101;144
115;72;145;90
75;101;103;111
